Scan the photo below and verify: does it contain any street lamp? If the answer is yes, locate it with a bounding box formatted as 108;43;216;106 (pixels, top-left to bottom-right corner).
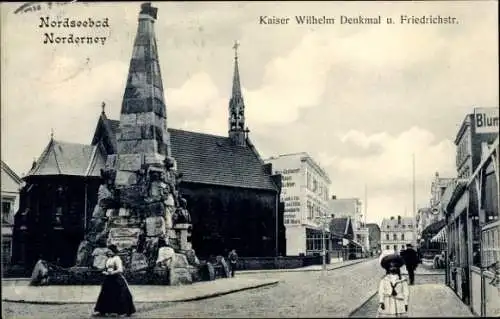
315;214;332;272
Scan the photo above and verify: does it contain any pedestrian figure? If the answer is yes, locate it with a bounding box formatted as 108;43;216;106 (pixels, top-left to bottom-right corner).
401;244;419;285
378;255;409;318
228;249;238;277
93;245;136;317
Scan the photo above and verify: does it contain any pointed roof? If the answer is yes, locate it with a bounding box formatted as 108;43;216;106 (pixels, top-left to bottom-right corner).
27;138;105;177
231;41;243;100
91;110;119;153
329;217;353;237
229;40;246;132
1;160;22;184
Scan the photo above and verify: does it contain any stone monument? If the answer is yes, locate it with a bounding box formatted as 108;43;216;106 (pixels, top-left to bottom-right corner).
57;2;197;285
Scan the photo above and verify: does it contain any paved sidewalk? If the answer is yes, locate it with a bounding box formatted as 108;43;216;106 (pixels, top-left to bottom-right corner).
239;258;371;275
401;264;445;276
2;277;279;304
408;284;474;317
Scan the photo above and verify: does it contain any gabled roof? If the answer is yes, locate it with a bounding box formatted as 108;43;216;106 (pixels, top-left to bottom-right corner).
381;216;416;229
91;112;119;153
1;160;22;184
169;129;277;191
329;217;352;237
93;118;278;192
27;138;104;177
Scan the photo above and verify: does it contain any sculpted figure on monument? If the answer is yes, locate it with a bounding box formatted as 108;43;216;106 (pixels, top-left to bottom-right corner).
173;197;191;225
147;168;164;202
92;169;116;218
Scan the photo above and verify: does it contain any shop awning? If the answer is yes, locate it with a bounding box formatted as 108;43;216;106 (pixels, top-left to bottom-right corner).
421;219;446;239
431;226;447;243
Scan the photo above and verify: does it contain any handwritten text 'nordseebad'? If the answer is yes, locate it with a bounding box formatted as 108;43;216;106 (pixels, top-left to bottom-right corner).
39;16;109;45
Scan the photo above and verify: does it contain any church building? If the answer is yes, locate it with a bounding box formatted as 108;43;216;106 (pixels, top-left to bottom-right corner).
11;3;286;273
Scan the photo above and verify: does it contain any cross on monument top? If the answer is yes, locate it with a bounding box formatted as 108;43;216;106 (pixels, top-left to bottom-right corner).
233;40;240;59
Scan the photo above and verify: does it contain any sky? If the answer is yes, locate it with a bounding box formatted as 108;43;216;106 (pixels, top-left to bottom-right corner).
1;1;498;225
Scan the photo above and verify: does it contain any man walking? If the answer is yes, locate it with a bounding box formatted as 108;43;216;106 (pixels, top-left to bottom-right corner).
401;244;419;285
228;249;238;277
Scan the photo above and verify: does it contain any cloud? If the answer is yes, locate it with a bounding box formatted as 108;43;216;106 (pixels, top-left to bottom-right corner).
334;126;456;183
322;127;456;224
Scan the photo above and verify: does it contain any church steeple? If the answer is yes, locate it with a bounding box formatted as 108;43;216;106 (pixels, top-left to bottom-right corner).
228;40;248;146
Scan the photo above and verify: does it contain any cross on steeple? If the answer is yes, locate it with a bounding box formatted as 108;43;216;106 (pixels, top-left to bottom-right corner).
101;101;106;114
50;128;54;139
233;40;240;59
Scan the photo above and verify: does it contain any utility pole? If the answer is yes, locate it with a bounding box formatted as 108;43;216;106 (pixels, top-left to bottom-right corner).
364;184;367;227
412;153;417;246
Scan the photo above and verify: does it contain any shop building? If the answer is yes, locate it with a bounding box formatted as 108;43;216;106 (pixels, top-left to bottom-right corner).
417;172;455;258
328;197;369;253
265;153;332;256
442;106;499;315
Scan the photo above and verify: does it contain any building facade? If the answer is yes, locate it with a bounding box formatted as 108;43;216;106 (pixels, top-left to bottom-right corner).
265;153;332;256
417;172;455;256
366;223;381;254
380;215;417;252
443;106;499;316
1;160;21;274
328;197;369;253
443;107;499;309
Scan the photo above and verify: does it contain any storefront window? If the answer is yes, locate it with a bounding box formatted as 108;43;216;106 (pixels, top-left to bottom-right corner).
481;222;499;269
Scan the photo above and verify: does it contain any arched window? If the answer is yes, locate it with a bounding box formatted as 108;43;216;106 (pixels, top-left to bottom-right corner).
393;233;397;240
401;233;405;241
386;233;389;240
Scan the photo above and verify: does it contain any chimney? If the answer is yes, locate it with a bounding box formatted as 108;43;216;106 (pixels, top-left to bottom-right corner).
262;163;273;175
331;195;337;200
398;215;401;224
390;216;395;220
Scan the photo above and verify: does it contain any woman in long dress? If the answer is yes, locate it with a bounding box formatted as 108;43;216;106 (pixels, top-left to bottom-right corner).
93;245;136;317
377;259;410;318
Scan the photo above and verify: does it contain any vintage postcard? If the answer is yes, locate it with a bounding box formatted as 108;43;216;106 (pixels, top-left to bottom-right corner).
1;1;498;318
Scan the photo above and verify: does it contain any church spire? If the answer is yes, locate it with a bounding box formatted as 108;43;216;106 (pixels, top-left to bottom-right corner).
229;40;247;146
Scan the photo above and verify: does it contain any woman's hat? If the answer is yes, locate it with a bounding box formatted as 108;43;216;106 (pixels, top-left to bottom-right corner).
380;253;404;270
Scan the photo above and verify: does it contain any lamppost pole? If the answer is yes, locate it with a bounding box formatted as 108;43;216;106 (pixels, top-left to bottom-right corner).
322;219;326;272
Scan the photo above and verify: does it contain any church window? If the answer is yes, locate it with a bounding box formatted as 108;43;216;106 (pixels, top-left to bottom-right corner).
2;200;12;224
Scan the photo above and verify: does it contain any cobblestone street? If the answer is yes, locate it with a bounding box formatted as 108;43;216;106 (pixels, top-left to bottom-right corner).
3;259;382;318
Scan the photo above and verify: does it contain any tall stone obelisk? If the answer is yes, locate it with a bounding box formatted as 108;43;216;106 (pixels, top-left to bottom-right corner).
112;2;170;182
81;3;191;271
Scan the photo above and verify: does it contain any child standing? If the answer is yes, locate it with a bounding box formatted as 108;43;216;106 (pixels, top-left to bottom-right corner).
377;259;410;318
